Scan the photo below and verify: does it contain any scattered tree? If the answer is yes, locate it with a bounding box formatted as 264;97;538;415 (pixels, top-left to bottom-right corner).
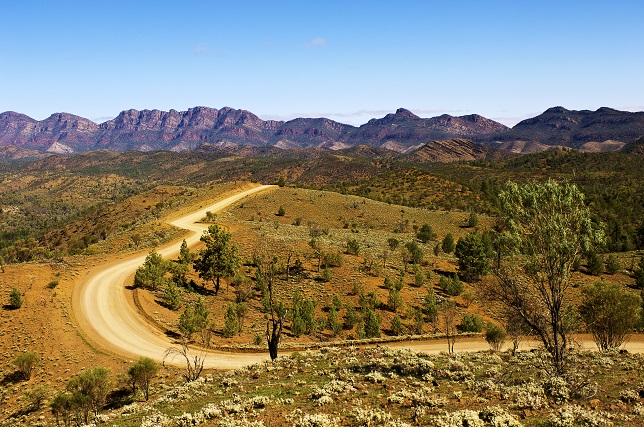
438;274;463;296
178;297;210;340
388;287;403;312
163;281;182;310
328;307;342;336
489;179;603;374
586;251;604;276
579;279;642;351
14;350;40;380
604;254;620;275
277;205;286;216
222;303;240;338
128;357;158;401
455;232;489;282
460;313;484;333
506;310;532;356
441;233;455;254
134;249;168;290
346;238;360;255
416;224;435;243
485;322;507;351
164;338;204;382
443;301;457;354
391;315;403;336
66;367;111;424
193;224;241;295
343;305;360;330
423;285;439;333
9;287;23;309
467;212;479;228
363;309;381;338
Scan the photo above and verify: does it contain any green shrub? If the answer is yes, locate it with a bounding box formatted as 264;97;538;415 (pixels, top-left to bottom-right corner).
391;315;403;336
461;313;484;333
9;287;22;309
14;351;40;380
439;275;464;296
485;322;507;351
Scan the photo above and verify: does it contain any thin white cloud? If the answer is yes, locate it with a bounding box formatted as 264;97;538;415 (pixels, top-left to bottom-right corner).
306;37;327;48
193;43;211;56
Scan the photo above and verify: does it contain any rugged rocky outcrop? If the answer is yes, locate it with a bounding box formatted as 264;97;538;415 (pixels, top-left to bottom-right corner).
490;106;644;149
403;138;506;163
1;105;642;155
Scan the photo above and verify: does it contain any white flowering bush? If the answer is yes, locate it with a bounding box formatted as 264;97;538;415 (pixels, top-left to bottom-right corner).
352;407;392;425
432;409;485;427
287;410;340;427
479;406;524;427
548;404;610;427
543;377;570;405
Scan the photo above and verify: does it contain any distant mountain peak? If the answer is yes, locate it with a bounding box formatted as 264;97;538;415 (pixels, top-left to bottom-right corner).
394;108;419;119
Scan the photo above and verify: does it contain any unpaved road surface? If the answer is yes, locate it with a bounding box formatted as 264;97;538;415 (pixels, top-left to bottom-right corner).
73;184;643;370
73;185;276;369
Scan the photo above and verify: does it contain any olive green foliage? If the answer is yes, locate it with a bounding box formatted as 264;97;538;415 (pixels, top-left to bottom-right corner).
291;291;316;337
413;264;425;287
441;233;455;254
485;322;507;351
635;258;644;289
63;367;111;425
277;205;286;216
179;297;210;339
391;315;403;336
163;281;182;310
327;307;342;336
491;179;603;374
404;241;423;264
345;238;360;255
331;294;343;311
454;232;489;282
438;274;464;296
128;357;158;401
460;313;484;333
343;305;359;330
467;212;479;228
134;249;168;290
586;251;604;276
604;254;620;275
388;287;403;312
363;309;381;338
579;279;642;351
14;350;40;380
416;223;435;243
193;225;241;295
222;303;240;338
423;285;438;326
9;287;22;308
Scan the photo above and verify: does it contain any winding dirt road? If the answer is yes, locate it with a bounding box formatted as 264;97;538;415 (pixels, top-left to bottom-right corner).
73;185;277;369
73;184;644;371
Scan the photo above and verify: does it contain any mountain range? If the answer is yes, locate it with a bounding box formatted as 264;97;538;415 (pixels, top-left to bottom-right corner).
1;105;643;157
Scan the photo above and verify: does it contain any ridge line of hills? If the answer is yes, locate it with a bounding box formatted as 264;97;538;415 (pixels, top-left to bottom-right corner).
1;105;643;158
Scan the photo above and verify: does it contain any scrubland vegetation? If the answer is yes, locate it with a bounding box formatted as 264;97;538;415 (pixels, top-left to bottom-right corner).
1;149;643;426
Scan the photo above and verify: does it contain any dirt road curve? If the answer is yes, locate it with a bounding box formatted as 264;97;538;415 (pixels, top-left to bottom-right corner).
73;185;277;369
73;184;643;370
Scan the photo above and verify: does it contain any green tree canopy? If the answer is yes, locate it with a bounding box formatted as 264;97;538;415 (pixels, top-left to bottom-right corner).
489;179;603;374
134;249;168;290
454;232;489;282
193;225;241;295
579;279;641;351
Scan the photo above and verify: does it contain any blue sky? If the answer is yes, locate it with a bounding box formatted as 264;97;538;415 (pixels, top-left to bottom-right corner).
1;1;642;126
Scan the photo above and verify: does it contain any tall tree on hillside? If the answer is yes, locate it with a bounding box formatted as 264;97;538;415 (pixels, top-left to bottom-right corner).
487;180;603;374
193;225;240;295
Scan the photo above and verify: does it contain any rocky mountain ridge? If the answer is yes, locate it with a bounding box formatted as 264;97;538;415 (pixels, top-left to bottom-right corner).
1;105;643;155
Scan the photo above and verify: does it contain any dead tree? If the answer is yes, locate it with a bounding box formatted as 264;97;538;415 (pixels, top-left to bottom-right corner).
164;338;205;382
266;263;286;361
